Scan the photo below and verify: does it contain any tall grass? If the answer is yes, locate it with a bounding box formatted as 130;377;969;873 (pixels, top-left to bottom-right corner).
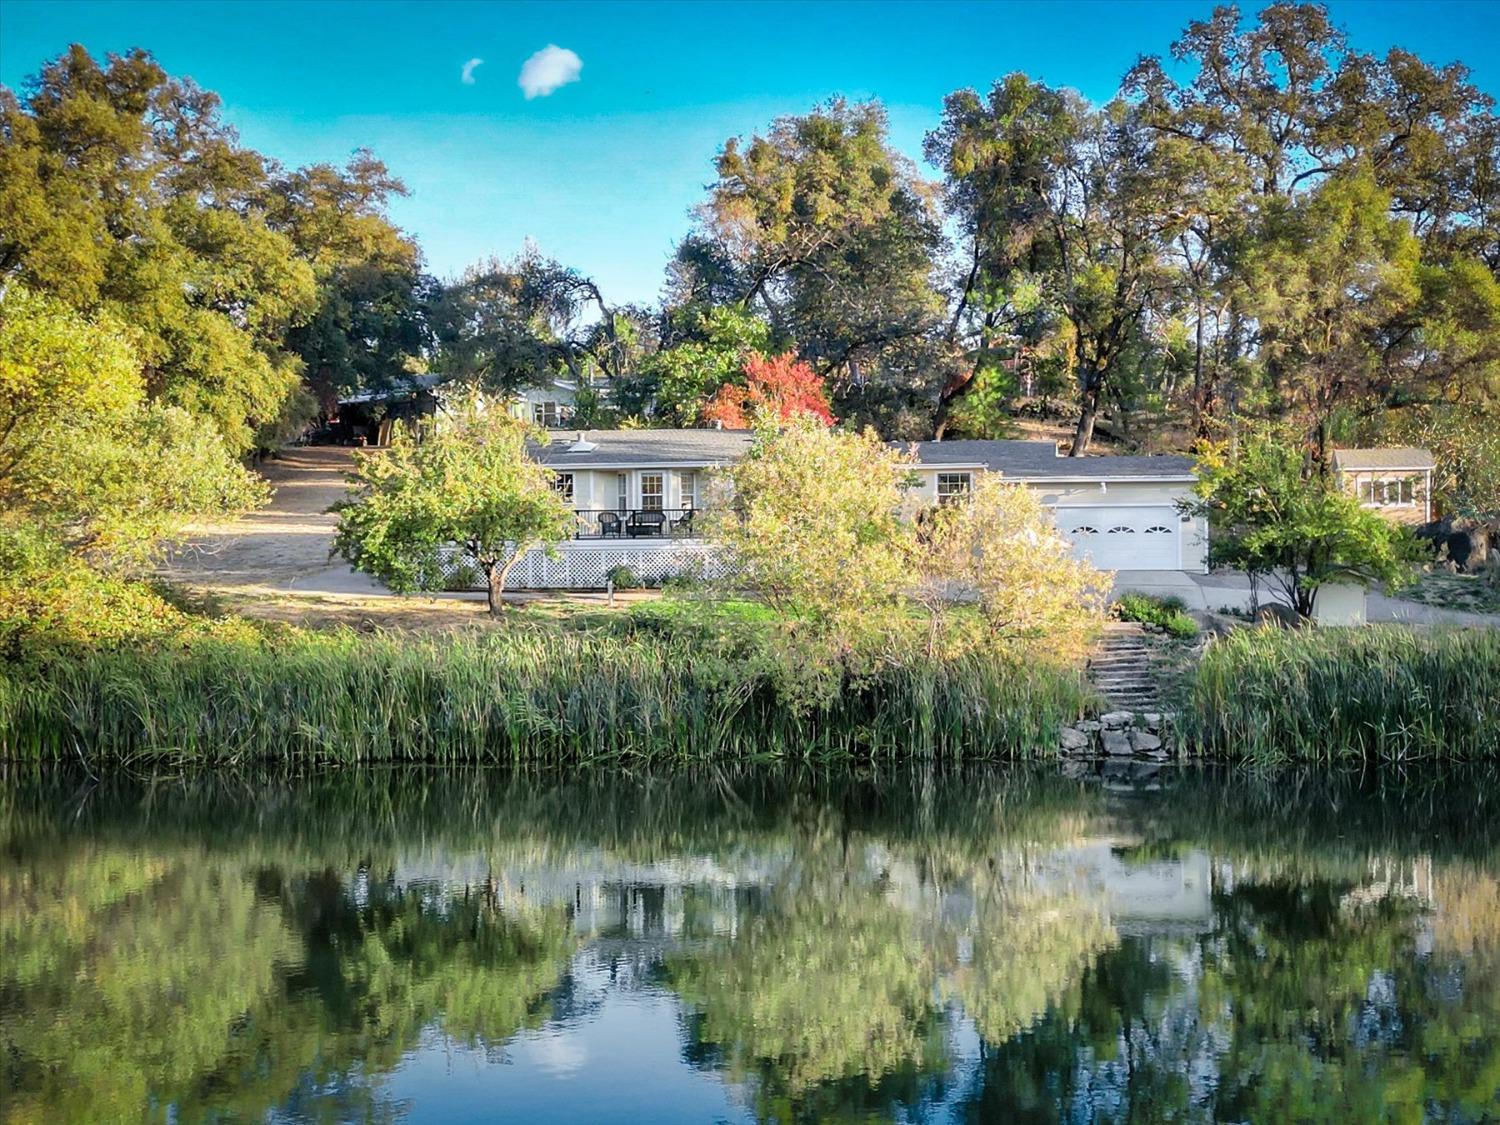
1184;626;1500;762
0;627;1091;764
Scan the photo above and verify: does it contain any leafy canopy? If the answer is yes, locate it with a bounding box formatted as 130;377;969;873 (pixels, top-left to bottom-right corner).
0;285;266;564
331;396;575;612
1185;421;1417;617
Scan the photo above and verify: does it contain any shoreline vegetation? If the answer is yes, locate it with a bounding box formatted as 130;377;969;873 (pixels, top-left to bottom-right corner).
3;572;1498;763
0;609;1093;765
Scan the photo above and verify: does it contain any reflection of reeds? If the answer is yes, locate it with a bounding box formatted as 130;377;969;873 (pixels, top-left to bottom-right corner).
0;629;1090;763
1183;626;1500;761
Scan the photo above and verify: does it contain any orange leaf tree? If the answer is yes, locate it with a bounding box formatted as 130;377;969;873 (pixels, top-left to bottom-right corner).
701;351;835;429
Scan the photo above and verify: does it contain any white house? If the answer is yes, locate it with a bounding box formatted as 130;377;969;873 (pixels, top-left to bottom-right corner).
499;430;1205;589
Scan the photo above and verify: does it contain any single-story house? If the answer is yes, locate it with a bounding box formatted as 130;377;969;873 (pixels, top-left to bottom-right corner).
1331;447;1436;524
509;377;600;428
507;430;1205;588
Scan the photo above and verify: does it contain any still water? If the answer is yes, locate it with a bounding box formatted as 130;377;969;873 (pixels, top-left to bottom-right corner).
2;765;1497;1124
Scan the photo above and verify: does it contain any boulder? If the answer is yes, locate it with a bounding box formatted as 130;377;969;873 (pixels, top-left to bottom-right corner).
1254;602;1302;629
1130;730;1163;752
1059;727;1091;752
1102;730;1134;756
1077;720;1102;733
1418;517;1499;575
1142;712;1162;731
1100;710;1135;731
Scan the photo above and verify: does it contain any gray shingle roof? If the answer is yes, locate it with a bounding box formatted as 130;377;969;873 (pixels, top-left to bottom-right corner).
1331;447;1436;472
901;439;1197;480
531;431;1197;480
530;429;757;467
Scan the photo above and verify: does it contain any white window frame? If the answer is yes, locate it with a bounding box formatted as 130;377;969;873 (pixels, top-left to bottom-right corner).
640;472;664;512
532;401;560;427
616;472;629;515
936;472;972;504
551;472;574;503
679;471;698;510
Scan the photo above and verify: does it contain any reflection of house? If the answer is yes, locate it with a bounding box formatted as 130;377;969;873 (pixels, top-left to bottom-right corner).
1331;447;1436;524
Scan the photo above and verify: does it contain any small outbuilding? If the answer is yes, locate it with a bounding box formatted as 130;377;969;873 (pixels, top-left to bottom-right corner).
1330;447;1436;524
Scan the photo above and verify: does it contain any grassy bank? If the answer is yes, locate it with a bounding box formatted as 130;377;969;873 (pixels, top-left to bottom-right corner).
1184;625;1500;762
0;616;1092;764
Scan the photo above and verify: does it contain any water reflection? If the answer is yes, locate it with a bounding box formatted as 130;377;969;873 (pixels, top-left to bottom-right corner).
1;767;1496;1123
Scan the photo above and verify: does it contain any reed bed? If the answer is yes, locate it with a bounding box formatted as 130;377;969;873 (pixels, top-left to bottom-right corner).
0;628;1091;764
1184;625;1500;762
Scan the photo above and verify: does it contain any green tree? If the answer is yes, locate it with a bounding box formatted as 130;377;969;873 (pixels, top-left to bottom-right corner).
0;47;318;455
331;397;575;613
679;100;945;421
265;152;430;413
0;285;266;564
1185;421;1416;617
702;420;916;626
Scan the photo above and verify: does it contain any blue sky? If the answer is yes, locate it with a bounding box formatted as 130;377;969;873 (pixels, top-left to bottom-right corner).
3;0;1498;304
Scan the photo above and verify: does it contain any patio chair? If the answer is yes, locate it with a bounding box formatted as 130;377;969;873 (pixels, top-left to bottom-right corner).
671;509;696;536
597;511;623;538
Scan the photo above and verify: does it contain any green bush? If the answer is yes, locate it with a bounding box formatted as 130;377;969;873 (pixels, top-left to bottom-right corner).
606;565;641;590
1112;593;1199;638
1183;625;1500;761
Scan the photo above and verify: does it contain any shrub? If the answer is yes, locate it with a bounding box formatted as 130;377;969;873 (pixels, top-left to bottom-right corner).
606;565;640;590
1112;593;1199;638
1183;626;1500;761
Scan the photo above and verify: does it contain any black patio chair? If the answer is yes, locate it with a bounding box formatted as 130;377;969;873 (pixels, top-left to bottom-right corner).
597;511;623;538
671;509;696;536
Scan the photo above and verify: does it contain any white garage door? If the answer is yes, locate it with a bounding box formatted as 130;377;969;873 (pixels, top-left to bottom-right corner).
1055;506;1181;570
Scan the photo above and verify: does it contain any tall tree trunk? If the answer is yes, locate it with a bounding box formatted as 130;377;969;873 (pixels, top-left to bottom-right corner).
1070;377;1101;456
1192;295;1206;435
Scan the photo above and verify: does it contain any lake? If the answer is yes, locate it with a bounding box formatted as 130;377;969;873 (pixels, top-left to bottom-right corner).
2;765;1497;1123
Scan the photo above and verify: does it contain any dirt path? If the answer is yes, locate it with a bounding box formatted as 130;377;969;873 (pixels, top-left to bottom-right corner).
159;448;491;628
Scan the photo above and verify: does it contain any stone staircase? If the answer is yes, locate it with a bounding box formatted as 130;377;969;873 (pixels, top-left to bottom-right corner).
1088;622;1166;711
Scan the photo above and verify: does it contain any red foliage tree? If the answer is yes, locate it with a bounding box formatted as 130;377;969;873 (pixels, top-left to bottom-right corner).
701;351;835;429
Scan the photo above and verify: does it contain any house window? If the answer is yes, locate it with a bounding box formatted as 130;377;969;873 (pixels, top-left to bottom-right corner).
551;472;574;502
1107;525;1135;534
679;471;698;510
1144;525;1172;534
641;473;663;511
936;472;972;505
616;472;629;515
532;401;560;427
1071;526;1099;536
1362;477;1416;506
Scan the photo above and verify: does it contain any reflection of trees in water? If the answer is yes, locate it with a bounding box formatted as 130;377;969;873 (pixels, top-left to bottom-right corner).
663;825;1118;1122
0;849;575;1123
2;766;1498;1123
955;873;1500;1124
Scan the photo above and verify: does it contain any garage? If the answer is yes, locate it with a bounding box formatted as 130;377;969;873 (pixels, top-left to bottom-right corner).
1054;506;1182;571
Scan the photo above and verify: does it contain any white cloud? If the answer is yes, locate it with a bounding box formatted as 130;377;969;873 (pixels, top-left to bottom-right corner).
461;57;484;85
517;45;581;100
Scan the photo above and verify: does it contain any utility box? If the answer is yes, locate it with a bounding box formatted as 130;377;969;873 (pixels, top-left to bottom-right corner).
1312;582;1367;626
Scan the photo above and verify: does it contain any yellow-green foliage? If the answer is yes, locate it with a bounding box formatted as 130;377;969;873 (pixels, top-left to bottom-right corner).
0;286;267;563
916;475;1110;658
703;419;919;624
1185;626;1500;761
